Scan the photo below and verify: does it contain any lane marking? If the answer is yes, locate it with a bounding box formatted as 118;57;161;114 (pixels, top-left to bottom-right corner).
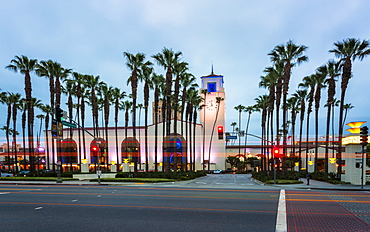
0;192;10;194
72;200;78;202
35;207;43;210
276;189;287;232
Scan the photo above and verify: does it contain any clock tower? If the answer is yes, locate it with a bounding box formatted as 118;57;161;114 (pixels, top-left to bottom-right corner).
199;70;226;170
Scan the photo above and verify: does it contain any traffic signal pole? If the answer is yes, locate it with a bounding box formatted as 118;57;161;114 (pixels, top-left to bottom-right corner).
360;126;368;189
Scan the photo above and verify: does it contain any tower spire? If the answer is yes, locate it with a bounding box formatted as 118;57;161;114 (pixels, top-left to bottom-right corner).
211;63;214;75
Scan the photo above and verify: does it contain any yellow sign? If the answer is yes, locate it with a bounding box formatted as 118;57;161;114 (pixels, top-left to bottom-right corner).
295;162;299;167
111;161;116;165
123;159;129;164
329;158;336;164
81;159;88;164
308;161;314;166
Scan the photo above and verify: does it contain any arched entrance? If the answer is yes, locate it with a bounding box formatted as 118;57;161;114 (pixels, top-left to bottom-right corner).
121;138;140;171
163;133;187;171
60;138;78;172
90;138;107;171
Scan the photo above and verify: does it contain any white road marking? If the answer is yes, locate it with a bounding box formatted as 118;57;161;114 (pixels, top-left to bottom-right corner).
276;189;287;232
0;192;10;194
35;207;43;210
72;199;78;202
97;195;101;197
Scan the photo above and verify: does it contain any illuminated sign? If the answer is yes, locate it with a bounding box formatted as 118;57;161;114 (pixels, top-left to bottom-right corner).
342;136;369;145
329;158;336;164
308;161;314;166
81;159;88;164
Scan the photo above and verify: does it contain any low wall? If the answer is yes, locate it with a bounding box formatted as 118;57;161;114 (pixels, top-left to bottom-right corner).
73;173;117;180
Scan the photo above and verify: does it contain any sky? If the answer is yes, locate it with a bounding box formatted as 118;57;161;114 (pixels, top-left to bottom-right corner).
1;0;370;144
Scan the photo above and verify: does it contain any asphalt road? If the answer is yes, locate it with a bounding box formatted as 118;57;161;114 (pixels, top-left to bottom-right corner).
0;174;369;232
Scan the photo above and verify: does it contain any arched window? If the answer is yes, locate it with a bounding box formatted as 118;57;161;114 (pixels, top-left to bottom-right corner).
163;133;187;171
121;137;140;163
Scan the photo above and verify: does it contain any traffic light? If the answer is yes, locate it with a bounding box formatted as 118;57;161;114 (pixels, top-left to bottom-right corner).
272;146;280;158
91;145;99;152
360;126;368;146
218;126;224;140
51;119;58;137
56;106;64;122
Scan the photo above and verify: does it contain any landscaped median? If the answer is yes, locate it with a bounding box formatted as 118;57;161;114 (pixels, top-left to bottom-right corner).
0;177;78;181
89;178;177;183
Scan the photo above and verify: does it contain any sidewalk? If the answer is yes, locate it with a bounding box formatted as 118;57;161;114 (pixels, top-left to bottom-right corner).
271;178;370;191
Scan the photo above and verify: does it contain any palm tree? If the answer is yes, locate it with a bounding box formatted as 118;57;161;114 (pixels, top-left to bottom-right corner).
200;88;209;170
292;89;307;170
234;104;246;155
192;95;203;171
322;60;341;173
260;68;278;147
329;38;370;178
208;97;224;171
18;98;28;169
231;122;237;134
0;92;12;170
268;41;308;158
140;63;154;172
9;92;22;171
299;74;316;171
6;55;38;172
97;82;113;169
152;74;165;171
342;103;354;128
124;52;151;143
243;106;256;155
286;96;299;158
313;68;327;171
254;95;269;171
111;87;126;168
40;104;53;169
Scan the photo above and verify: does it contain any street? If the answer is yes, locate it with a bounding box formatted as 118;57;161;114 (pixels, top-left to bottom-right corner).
0;174;369;232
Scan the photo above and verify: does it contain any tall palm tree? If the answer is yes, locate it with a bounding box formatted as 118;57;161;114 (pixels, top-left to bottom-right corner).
299;74;316;171
286;96;299;158
40;104;53;169
254;95;269;171
268;41;308;158
329;38;370;178
292;89;307;170
322;60;341;173
200;88;209;170
152;48;183;174
208;97;224;171
234;104;246;155
151;74;165;171
192;95;203;171
140;63;154;171
6;55;38;173
0;92;12;169
313;68;327;171
111;87;126;168
260;69;278;146
9;92;22;171
18;98;28;168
